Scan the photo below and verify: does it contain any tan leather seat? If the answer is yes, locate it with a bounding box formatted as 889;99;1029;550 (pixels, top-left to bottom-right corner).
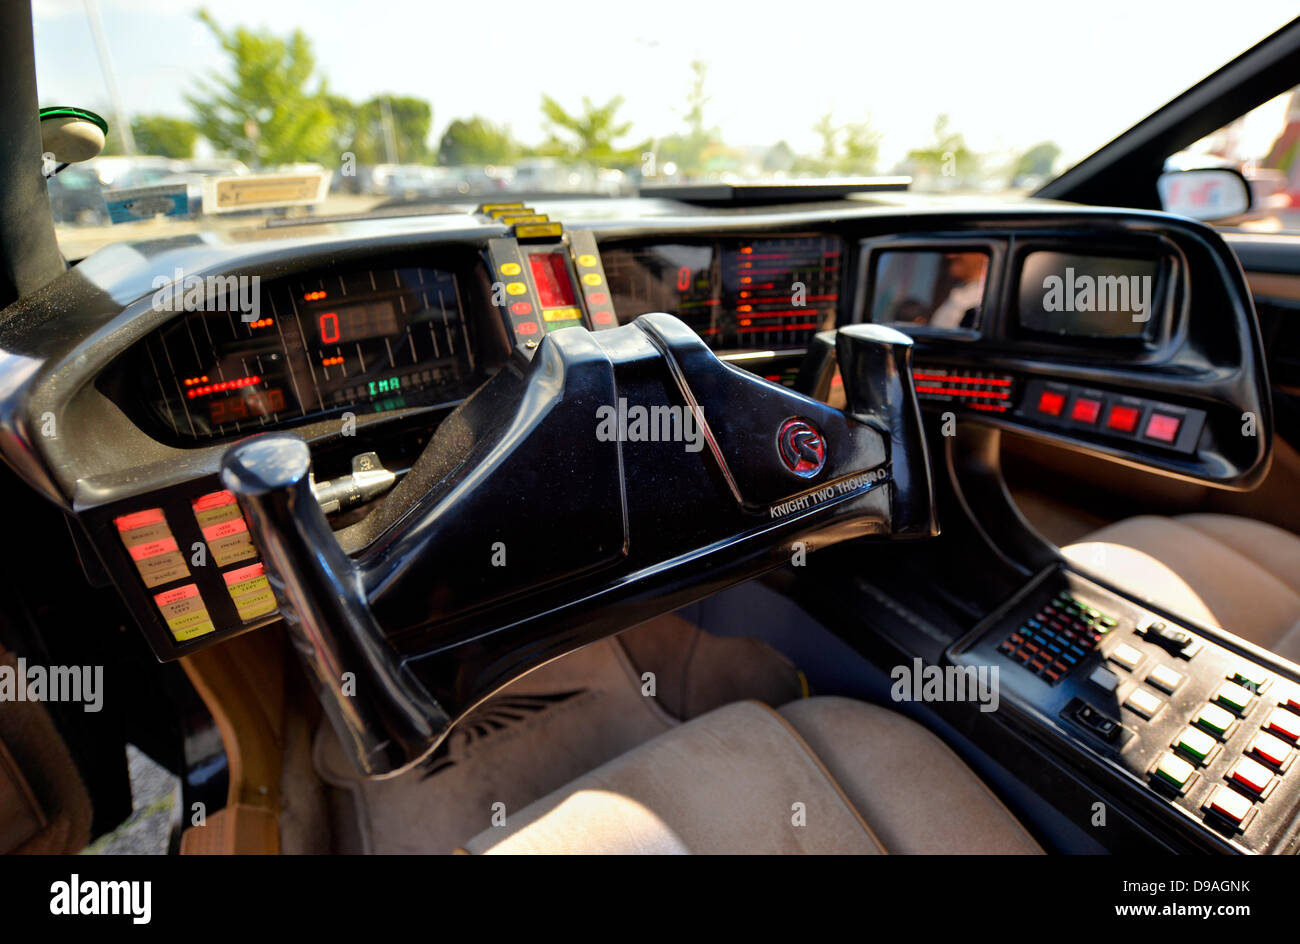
462;697;1041;854
1063;514;1300;664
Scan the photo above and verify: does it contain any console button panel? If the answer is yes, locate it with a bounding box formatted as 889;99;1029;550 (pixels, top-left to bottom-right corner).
1019;378;1207;454
949;566;1300;853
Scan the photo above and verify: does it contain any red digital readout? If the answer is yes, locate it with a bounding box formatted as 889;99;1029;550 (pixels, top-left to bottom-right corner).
528;253;577;309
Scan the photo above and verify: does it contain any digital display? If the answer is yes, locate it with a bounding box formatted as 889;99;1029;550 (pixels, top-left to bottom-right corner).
315;300;400;345
208;388;285;425
1017;252;1161;339
602;236;840;349
870;250;989;330
528;252;577;309
137;265;485;441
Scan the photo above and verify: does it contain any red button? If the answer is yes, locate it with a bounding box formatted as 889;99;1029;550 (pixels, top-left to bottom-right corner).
1266;707;1300;742
592;310;615;325
1228;757;1274;794
1145;413;1181;443
1248;731;1292;767
1036;390;1066;416
588;291;608;305
1106;404;1140;432
511;301;533;316
1070;397;1101;424
516;321;539;336
1207;784;1252;824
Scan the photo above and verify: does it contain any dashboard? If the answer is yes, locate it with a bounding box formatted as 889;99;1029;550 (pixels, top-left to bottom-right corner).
0;195;1269;662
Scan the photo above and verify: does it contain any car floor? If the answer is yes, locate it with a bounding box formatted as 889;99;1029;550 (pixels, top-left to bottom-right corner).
303;612;804;854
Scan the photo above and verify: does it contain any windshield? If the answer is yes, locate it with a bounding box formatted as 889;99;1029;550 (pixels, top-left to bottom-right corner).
33;0;1299;257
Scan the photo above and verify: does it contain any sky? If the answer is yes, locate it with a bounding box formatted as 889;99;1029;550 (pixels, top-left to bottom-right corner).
29;0;1300;171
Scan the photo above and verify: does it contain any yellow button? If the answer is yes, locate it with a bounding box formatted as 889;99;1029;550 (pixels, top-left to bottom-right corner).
577;253;597;267
500;262;521;276
581;272;603;287
506;282;527;295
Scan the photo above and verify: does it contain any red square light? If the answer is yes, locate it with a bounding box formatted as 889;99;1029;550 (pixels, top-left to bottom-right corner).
1144;413;1181;443
1106;404;1140;432
1036;390;1066;416
1070;397;1101;424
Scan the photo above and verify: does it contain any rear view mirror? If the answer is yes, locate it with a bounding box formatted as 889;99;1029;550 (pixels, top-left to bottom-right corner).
1157;167;1251;222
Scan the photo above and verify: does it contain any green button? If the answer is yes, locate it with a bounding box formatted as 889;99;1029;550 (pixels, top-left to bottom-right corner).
1176;727;1216;763
1231;664;1270;694
1100;615;1118;628
1194;703;1234;738
1214;682;1254;715
1154;752;1194;788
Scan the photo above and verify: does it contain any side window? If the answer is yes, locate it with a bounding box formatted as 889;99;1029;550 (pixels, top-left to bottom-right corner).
1173;86;1300;233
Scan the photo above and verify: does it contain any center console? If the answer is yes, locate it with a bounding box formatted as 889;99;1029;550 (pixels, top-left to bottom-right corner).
948;566;1300;854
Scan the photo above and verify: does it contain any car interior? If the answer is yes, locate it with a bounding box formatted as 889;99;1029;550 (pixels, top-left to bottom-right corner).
5;4;1300;864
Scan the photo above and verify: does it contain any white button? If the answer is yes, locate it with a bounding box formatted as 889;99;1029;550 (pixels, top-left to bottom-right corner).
1089;666;1120;692
1147;663;1184;693
1153;752;1195;789
1108;642;1143;672
1125;688;1163;719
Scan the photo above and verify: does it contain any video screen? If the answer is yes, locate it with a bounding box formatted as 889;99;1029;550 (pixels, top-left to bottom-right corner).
1017;252;1160;339
869;249;989;330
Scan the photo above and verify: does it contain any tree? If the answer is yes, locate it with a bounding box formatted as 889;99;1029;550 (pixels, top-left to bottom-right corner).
438;117;519;166
906;114;977;180
131;114;198;158
1011;141;1061;181
331;95;433;165
539;94;643;167
796;112;881;175
186;9;336;167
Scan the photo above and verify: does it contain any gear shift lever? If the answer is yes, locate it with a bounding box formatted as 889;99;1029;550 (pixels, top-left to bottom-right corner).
220;433;446;777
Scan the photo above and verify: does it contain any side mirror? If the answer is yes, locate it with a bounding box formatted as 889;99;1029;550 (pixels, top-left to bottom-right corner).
1156;167;1251;223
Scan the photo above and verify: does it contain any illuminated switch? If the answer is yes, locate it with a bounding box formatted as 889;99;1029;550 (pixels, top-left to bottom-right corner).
1144;412;1181;443
1152;752;1195;792
1193;703;1235;739
1124;687;1163;719
1069;397;1102;424
1265;707;1300;742
1230;663;1271;694
1248;731;1293;768
1227;757;1275;796
499;262;521;276
1214;681;1254;715
1175;726;1218;765
1146;663;1184;694
1106;404;1140;433
1036;390;1066;416
1205;784;1252;826
1108;642;1143;672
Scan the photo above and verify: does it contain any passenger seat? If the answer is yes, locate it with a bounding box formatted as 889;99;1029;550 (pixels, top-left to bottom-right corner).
1063;514;1300;663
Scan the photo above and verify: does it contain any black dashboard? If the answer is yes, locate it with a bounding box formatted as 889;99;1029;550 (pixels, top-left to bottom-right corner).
0;194;1270;662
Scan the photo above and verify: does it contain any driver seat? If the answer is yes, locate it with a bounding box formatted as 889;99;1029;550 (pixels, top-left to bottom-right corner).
460;696;1041;854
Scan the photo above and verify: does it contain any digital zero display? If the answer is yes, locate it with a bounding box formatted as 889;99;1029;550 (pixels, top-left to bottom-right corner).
135;265;489;440
315;300;400;345
1017;251;1162;339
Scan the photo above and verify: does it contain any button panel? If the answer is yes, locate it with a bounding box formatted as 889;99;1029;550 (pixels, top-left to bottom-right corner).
954;567;1300;853
995;590;1116;685
1017;378;1207;454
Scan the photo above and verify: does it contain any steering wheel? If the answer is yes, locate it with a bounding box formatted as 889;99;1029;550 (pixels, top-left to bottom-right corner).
219;314;937;777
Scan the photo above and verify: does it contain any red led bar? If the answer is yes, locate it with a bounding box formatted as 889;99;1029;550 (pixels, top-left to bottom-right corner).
186;375;262;399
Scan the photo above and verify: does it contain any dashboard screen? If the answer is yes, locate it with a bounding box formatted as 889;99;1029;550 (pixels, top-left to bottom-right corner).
602;235;841;350
869;249;989;330
130;265;491;441
1017;252;1161;338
